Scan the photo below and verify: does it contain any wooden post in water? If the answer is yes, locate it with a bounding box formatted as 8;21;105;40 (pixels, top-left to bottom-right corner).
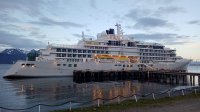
38;104;41;112
97;99;100;107
190;75;192;86
193;75;195;86
175;75;178;84
69;101;71;111
170;74;173;84
182;76;184;85
198;76;200;86
152;93;155;100
134;95;138;102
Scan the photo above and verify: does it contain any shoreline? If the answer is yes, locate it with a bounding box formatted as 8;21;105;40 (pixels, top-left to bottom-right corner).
52;92;200;112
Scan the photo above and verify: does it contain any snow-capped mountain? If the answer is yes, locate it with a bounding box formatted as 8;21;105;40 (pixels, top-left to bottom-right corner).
0;49;27;64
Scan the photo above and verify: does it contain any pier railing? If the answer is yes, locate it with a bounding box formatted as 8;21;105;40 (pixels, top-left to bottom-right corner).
1;86;200;112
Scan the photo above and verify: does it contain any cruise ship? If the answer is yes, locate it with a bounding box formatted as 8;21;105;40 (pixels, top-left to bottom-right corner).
3;24;191;78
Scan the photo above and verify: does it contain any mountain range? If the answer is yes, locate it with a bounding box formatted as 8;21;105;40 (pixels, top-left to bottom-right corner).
0;49;27;64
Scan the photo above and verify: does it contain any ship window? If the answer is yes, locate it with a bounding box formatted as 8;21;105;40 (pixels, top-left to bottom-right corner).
57;48;61;52
26;64;30;66
57;54;61;57
73;49;77;53
68;49;72;52
123;65;125;67
62;54;66;57
21;64;25;66
130;65;133;67
57;64;60;66
63;64;66;66
62;49;66;52
127;65;129;67
88;50;91;53
68;64;72;67
74;64;77;67
73;54;76;57
78;54;82;58
68;54;72;57
114;64;118;66
78;50;82;53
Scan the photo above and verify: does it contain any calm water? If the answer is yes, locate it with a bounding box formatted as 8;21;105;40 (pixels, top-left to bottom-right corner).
0;64;199;112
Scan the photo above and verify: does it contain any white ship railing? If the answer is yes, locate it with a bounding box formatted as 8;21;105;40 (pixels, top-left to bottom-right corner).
49;44;82;48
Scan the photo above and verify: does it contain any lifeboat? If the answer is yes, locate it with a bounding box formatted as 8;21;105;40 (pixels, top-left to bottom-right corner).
93;54;113;59
114;55;129;61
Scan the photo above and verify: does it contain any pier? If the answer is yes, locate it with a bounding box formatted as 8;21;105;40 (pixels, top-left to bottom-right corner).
73;70;200;85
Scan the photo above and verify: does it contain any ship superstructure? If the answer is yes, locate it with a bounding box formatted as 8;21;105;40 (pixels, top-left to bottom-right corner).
4;24;191;78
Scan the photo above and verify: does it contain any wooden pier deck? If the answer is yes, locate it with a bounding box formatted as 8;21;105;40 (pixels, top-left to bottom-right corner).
73;70;200;85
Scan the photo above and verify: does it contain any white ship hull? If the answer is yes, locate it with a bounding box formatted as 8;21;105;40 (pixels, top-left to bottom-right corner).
4;61;73;78
3;59;191;78
152;59;191;71
3;60;140;78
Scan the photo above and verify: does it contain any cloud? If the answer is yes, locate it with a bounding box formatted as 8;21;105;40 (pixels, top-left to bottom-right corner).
126;33;190;45
133;17;173;29
73;33;95;38
140;0;175;4
0;13;20;23
0;0;45;17
154;6;185;16
89;0;97;9
0;23;22;32
0;23;47;39
125;6;184;20
188;20;200;25
0;30;45;49
19;25;47;39
125;8;150;20
30;17;85;28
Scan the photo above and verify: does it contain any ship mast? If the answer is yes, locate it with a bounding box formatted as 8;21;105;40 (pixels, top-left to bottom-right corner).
115;23;123;39
82;31;85;41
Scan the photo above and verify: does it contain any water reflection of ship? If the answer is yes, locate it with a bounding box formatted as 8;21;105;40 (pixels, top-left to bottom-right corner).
92;81;140;101
7;78;75;99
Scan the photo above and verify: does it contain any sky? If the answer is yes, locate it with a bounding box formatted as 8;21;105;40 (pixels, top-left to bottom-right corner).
0;0;199;60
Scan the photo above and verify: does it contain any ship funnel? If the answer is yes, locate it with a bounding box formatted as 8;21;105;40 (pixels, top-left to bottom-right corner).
106;29;115;34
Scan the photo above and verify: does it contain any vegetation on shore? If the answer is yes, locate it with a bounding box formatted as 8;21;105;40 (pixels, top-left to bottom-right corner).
52;92;200;112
